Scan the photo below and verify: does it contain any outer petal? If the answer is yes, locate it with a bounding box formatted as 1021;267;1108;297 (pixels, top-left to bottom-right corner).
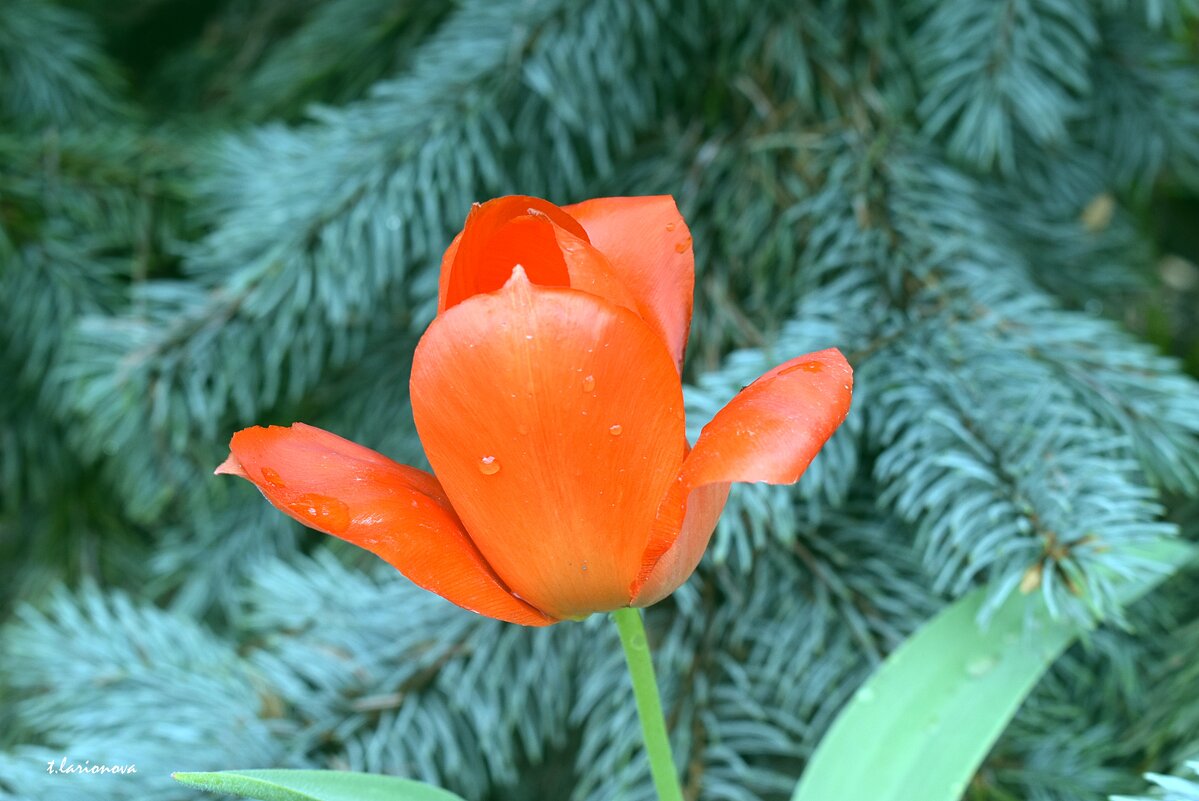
216;422;555;626
411;270;687;620
631;481;729;607
564;196;694;370
632;349;853;601
439;196;589;312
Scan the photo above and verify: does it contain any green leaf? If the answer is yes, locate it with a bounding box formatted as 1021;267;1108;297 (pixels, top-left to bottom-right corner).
172;769;467;801
793;538;1197;801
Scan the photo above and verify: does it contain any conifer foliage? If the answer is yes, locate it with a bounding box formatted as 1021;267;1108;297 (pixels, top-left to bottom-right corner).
2;1;1198;799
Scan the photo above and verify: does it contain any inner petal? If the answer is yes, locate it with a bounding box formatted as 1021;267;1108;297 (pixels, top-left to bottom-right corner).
440;196;589;311
443;214;569;308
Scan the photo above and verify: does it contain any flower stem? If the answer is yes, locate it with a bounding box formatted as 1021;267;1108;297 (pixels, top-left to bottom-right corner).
612;606;685;801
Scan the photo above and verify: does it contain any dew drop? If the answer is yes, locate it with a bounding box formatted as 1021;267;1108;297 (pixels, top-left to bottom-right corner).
478;455;501;475
261;467;286;487
674;236;692;253
517;423;529;435
665;221;676;232
856;686;875;704
781;360;824;376
581;560;589;572
966;655;998;678
609;424;623;436
582;374;596;392
286;493;350;534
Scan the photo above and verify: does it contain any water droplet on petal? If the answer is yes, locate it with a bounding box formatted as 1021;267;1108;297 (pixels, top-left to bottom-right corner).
581;561;589;572
517;423;529;435
609;424;623;436
261;467;285;487
582;375;596;392
665;221;676;232
675;236;692;253
781;360;824;376
286;493;350;534
478;455;500;475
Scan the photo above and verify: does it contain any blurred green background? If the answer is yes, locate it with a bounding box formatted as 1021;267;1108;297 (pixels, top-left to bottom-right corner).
1;1;1198;800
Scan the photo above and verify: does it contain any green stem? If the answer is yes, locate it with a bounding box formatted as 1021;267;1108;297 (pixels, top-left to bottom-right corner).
612;607;685;801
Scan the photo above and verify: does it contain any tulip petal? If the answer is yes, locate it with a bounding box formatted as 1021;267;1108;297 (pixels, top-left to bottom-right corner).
631;480;729;607
564;196;695;370
438;199;645;325
439;196;589;312
411;270;687;620
217;423;555;626
549;223;643;317
632;348;853;601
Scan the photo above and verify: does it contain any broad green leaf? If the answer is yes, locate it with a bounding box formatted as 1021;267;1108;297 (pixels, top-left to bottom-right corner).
172;769;466;801
793;538;1196;801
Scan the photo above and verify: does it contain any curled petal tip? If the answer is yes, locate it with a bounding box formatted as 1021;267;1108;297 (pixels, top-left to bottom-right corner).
214;453;248;478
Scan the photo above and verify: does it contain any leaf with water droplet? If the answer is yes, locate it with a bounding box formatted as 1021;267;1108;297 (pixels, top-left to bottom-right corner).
792;538;1194;801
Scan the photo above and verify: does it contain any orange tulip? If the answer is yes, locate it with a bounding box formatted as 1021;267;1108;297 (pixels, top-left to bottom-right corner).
217;195;852;625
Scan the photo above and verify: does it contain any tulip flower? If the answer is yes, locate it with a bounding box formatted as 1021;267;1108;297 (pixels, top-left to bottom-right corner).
216;195;852;627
